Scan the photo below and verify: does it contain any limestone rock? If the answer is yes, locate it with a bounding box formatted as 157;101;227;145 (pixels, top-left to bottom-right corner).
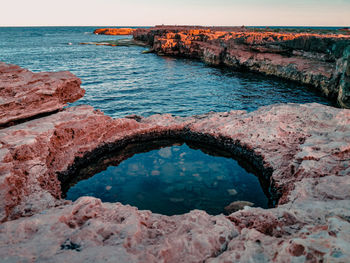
0;101;350;262
337;46;350;108
0;102;349;262
0;64;350;262
0;62;84;127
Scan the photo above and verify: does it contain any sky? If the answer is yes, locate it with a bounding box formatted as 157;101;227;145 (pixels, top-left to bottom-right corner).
1;0;350;27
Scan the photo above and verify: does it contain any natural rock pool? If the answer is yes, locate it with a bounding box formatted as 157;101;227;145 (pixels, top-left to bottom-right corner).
62;141;270;215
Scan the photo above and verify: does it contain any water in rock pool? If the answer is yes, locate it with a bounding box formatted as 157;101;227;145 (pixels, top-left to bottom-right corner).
64;142;269;215
0;26;332;118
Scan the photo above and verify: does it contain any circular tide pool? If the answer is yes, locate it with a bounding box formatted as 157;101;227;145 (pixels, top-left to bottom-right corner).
62;141;270;215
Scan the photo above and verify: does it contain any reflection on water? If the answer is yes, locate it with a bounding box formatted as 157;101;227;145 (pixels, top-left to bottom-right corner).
65;142;269;215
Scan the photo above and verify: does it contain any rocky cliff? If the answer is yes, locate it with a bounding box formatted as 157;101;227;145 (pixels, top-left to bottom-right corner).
0;63;349;262
134;26;350;109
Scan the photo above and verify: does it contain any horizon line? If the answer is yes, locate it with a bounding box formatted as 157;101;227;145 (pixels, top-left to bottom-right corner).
0;25;349;28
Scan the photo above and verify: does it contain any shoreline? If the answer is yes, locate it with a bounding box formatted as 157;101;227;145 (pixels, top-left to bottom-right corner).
132;25;350;108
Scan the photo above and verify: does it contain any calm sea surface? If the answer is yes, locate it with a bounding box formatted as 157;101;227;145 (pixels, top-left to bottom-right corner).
0;26;331;117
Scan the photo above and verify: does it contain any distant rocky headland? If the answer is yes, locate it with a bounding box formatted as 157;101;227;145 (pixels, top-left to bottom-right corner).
94;27;136;35
132;25;350;108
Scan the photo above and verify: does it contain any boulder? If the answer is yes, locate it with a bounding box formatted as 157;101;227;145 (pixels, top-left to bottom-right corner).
0;62;84;127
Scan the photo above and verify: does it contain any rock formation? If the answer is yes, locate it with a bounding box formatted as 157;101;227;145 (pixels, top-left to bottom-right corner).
0;62;84;127
134;26;350;109
94;28;136;35
0;64;349;262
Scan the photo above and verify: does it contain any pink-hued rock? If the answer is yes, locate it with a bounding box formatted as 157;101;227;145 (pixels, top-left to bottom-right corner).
0;102;349;262
134;26;350;108
0;198;235;263
0;62;84;127
0;105;191;221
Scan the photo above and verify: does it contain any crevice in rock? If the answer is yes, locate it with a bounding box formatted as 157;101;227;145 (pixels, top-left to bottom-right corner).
0;109;60;129
203;236;232;262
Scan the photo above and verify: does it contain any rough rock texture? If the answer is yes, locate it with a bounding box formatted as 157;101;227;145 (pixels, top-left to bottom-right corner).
94;28;136;35
134;26;350;109
0;62;84;127
1;101;349;262
337;46;350;108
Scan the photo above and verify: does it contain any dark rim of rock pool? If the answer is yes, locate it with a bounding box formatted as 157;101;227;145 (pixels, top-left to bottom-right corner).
60;140;272;216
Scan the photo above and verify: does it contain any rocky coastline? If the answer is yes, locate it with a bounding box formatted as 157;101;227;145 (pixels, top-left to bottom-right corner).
0;62;349;262
133;26;350;109
94;28;136;35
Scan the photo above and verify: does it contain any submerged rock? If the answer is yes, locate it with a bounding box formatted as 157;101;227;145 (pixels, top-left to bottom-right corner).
224;201;254;213
227;188;237;196
133;26;350;108
79;39;147;47
0;64;349;262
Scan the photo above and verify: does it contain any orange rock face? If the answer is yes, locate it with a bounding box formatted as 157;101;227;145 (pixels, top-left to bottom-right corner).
94;28;136;35
134;26;350;108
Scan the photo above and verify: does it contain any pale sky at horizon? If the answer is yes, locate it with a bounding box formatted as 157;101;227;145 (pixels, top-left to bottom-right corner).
1;0;350;27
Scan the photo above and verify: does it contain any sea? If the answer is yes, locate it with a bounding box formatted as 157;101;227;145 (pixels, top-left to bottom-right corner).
0;26;332;118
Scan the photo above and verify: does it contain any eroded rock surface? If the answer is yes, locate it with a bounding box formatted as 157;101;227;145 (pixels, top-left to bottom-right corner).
134;26;350;108
0;62;84;127
1;101;349;262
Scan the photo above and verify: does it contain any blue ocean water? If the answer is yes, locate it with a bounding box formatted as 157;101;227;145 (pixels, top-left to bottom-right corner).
0;26;332;118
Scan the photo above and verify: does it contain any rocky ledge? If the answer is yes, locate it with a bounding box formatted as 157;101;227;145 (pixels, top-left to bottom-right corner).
0;62;84;128
94;28;136;35
134;26;350;109
0;64;349;262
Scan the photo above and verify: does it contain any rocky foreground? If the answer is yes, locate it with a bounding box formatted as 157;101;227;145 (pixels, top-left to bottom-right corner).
133;26;350;109
0;63;84;127
0;62;349;262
